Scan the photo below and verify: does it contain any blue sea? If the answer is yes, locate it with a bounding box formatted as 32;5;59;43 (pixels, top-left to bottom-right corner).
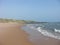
22;22;60;40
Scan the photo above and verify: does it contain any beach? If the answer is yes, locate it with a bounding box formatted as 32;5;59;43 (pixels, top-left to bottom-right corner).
0;23;34;45
0;23;60;45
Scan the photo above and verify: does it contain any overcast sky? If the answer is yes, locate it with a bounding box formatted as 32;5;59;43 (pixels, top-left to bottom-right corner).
0;0;60;22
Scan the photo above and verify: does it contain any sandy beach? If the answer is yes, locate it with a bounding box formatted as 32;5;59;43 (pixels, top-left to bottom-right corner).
0;23;60;45
0;23;34;45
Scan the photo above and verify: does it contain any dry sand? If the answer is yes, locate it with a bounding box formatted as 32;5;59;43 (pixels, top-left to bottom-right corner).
0;23;34;45
0;23;60;45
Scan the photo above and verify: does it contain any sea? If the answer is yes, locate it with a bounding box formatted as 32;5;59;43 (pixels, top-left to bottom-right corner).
22;22;60;40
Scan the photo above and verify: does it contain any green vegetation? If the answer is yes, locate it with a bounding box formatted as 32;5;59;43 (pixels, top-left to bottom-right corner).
0;18;48;24
0;18;36;24
0;18;25;23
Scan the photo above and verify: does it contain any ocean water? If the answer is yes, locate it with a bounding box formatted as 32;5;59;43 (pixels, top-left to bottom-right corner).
22;22;60;40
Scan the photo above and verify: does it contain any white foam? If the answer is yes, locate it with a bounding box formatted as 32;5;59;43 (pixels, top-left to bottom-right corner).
54;29;60;33
37;27;60;40
26;25;60;40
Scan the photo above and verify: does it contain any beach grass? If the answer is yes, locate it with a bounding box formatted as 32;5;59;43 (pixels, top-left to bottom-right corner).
0;18;26;24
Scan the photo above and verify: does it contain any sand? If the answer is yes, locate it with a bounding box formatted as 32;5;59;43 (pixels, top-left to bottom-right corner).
0;23;34;45
29;33;60;45
0;23;60;45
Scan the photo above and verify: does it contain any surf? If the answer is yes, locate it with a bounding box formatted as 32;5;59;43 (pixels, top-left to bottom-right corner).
54;29;60;33
37;27;60;40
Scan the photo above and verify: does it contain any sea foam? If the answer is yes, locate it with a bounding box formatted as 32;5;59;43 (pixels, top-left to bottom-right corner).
37;27;60;40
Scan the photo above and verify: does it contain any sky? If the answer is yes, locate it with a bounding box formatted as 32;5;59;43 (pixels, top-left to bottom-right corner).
0;0;60;22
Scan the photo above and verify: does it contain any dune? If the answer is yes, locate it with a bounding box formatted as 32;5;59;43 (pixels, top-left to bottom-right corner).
0;23;34;45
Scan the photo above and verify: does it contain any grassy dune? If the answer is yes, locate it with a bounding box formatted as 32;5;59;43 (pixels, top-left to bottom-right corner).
0;18;25;24
0;18;37;24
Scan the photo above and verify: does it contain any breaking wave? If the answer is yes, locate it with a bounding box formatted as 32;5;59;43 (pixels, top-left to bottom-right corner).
26;24;60;40
22;23;60;40
37;27;60;40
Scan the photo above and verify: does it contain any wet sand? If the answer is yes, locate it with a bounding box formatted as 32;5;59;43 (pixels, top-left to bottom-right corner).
0;23;34;45
0;23;60;45
29;33;60;45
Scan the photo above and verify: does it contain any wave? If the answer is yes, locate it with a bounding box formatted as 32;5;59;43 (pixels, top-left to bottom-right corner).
54;29;60;33
24;24;60;40
36;27;60;40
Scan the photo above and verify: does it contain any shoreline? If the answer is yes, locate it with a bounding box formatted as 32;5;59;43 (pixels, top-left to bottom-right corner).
0;23;60;45
22;24;60;45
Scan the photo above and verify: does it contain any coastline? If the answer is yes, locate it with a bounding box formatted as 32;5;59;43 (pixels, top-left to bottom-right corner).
0;23;60;45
